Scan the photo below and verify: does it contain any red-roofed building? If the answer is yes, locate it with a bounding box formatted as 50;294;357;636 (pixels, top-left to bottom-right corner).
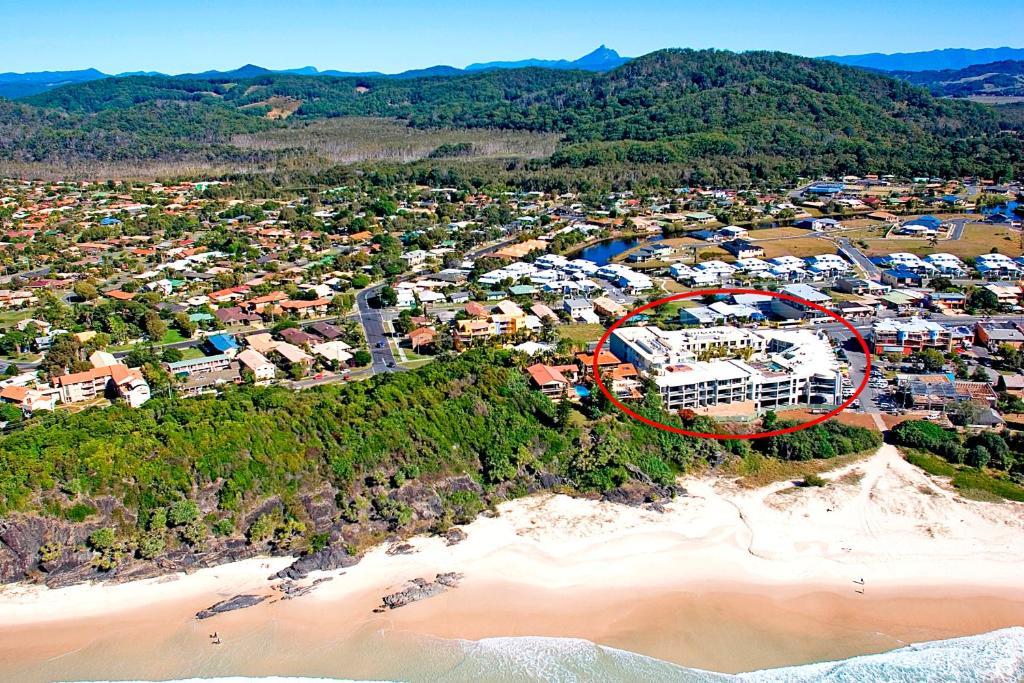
280;298;331;318
104;289;136;301
53;364;150;407
409;327;436;351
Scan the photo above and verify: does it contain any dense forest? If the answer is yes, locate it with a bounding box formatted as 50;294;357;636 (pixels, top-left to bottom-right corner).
0;349;880;584
2;49;1022;181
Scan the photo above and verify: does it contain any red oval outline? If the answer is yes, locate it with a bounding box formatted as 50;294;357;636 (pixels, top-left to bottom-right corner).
592;288;871;439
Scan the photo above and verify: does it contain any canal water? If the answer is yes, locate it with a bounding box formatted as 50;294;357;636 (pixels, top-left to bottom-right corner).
980;201;1019;216
577;236;664;266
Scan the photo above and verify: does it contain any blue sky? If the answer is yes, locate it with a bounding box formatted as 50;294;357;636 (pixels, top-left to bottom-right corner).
2;0;1023;73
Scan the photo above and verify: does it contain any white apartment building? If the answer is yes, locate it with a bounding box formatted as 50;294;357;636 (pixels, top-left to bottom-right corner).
609;326;841;412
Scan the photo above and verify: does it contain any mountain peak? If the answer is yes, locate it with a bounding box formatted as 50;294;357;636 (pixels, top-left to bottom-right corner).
575;45;623;67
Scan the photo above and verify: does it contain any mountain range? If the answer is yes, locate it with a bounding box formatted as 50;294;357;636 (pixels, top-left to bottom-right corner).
2;48;1020;184
823;46;1024;72
887;60;1024;98
5;45;1024;100
0;46;631;99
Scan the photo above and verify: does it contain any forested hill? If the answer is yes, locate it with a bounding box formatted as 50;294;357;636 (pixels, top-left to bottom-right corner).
4;49;1023;181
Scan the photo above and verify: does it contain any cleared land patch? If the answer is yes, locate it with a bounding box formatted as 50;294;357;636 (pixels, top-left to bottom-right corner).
860;224;1022;259
231;117;560;164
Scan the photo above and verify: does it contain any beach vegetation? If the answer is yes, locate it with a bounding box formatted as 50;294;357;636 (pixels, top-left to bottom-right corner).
800;473;827;487
895;421;1024;502
0;348;887;569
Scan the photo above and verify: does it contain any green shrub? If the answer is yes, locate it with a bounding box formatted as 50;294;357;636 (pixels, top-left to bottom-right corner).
64;503;97;522
87;527;116;551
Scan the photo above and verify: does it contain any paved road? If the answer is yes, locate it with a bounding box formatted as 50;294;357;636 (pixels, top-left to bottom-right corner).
464;231;525;260
824;322;881;413
0;265;51;286
835;238;880;280
948;218;970;240
356;285;403;375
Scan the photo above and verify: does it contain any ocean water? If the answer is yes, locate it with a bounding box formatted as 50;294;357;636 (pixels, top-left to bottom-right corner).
67;626;1024;683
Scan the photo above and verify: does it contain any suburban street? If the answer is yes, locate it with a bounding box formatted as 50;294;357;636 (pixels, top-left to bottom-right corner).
835;237;880;279
356;284;403;375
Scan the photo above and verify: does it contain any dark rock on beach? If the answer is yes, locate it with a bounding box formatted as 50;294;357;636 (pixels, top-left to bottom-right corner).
196;594;267;619
379;572;464;610
273;544;361;580
386;542;416;556
443;527;467;545
275;576;333;600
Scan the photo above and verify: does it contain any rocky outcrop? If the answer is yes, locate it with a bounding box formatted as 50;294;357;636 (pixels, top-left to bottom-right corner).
378;572;464;610
299;484;339;533
443;527;467;546
196;594;267;619
392;482;443;521
0;514;95;584
273;544;360;581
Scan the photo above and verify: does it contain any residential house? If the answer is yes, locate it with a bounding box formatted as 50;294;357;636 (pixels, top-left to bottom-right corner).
214;306;262;326
237;349;277;382
205;333;240;357
526;363;572;399
409;327;436;351
280;298;331;318
563;298;597;322
54;364;150;407
308;321;343;341
975;253;1021;280
310;340;353;366
279;328;320;347
591;296;627;319
273;342;315;374
721;239;764;259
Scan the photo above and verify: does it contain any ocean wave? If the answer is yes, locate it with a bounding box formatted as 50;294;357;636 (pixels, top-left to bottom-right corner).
64;627;1024;683
738;626;1024;683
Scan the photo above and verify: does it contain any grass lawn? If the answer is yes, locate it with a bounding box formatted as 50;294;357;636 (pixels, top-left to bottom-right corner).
0;309;33;328
657;278;693;293
159;329;188;344
838;224;890;240
558;323;607;344
748;227;808;239
757;237;837;259
389;340;432;363
838;218;886;229
177;347;207;360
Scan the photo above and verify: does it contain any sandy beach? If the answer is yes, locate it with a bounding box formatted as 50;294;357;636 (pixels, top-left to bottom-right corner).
2;444;1024;681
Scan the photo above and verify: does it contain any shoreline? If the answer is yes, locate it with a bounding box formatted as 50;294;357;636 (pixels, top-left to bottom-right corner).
2;444;1024;678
